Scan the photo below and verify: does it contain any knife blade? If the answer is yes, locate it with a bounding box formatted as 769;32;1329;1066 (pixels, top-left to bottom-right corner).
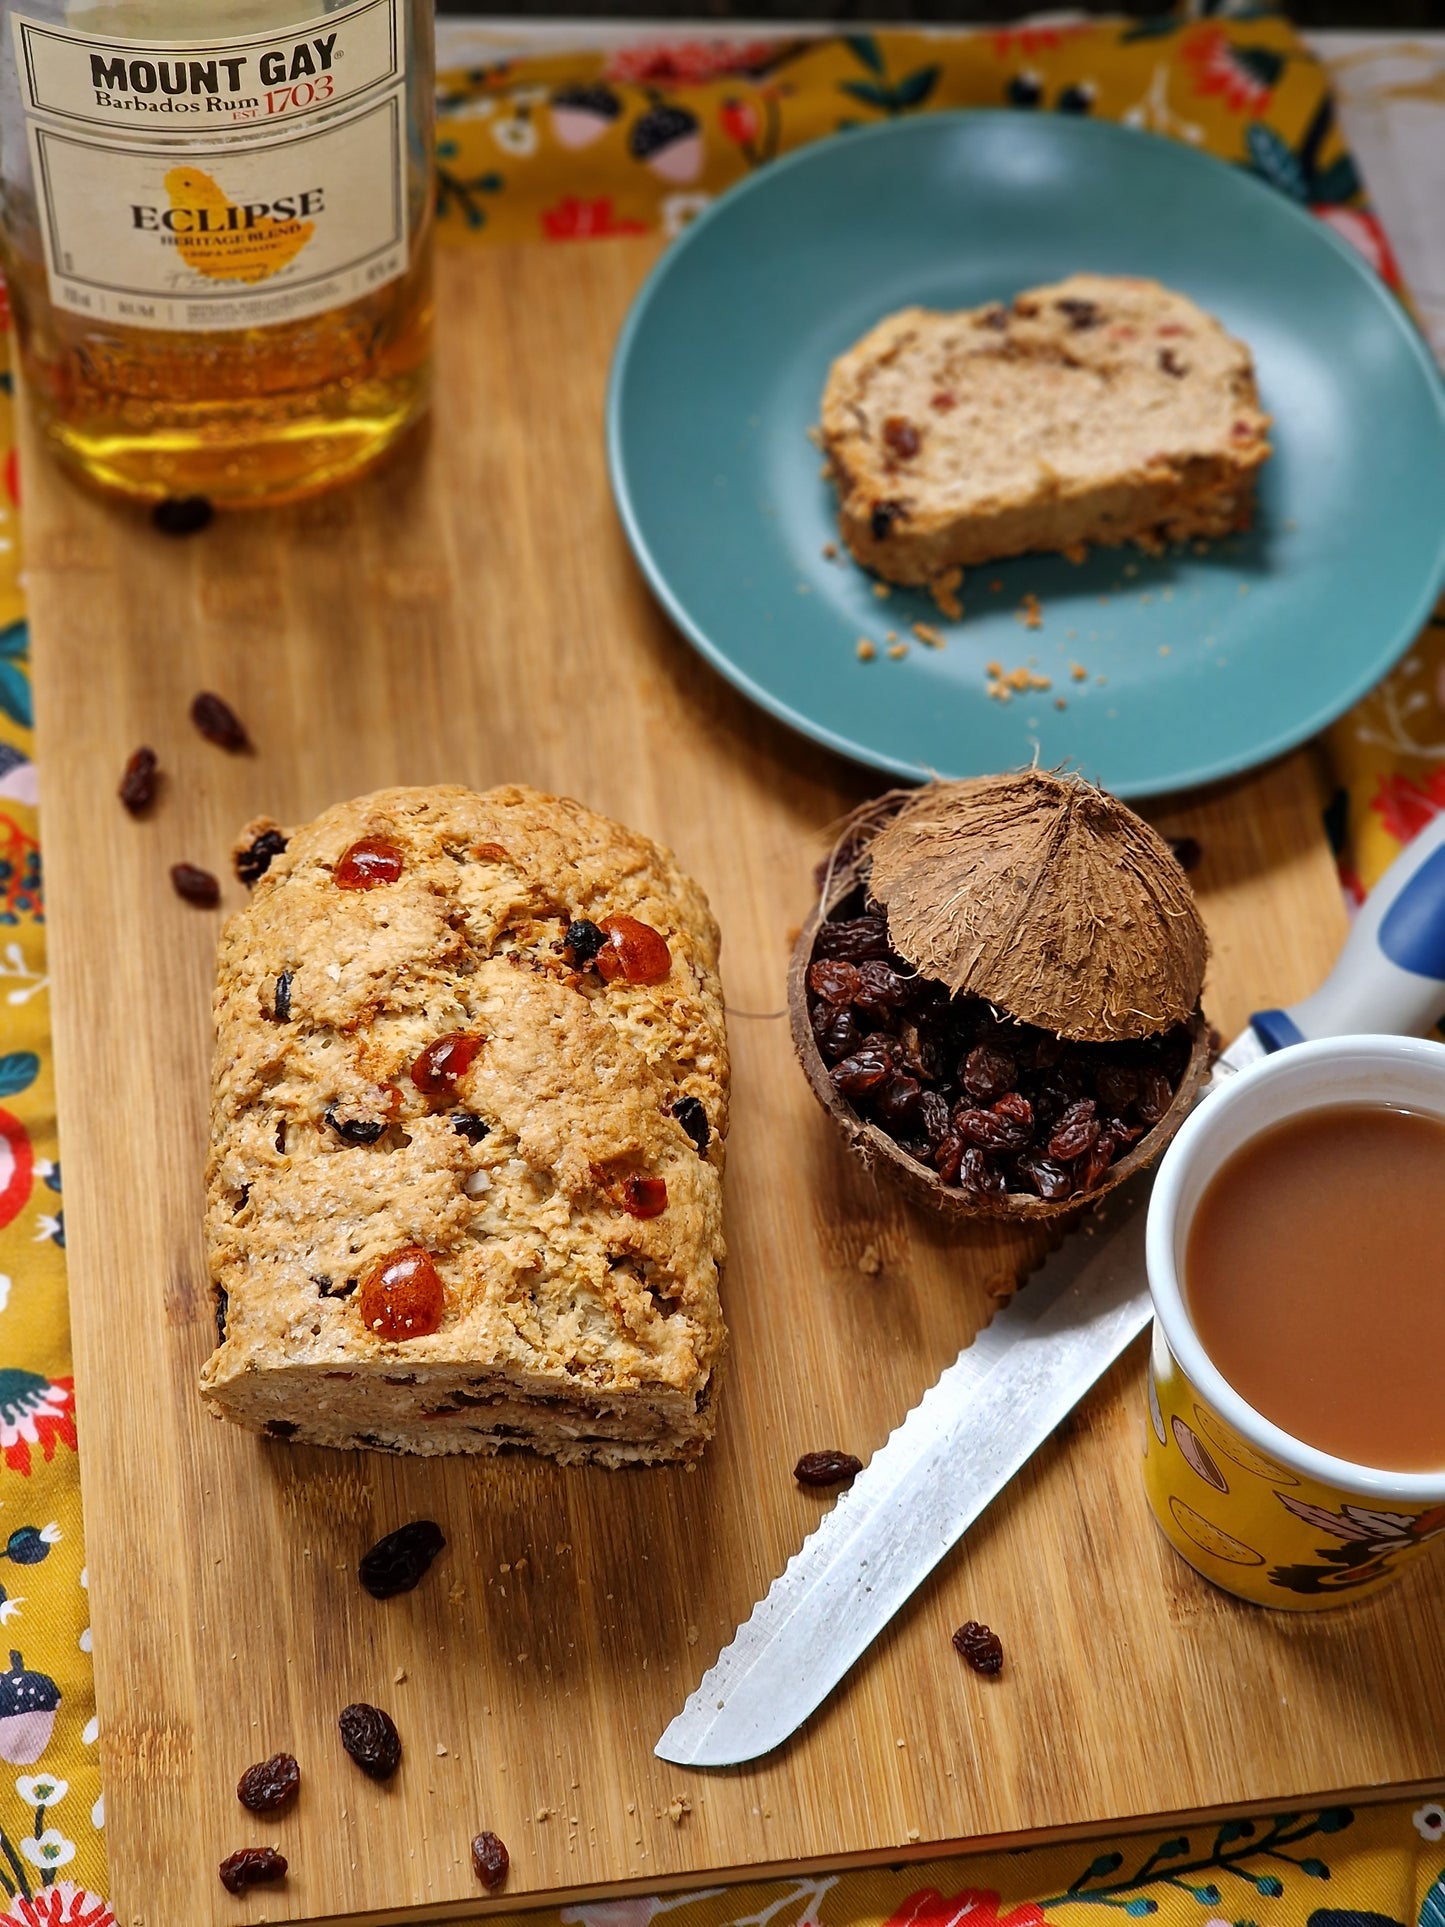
657;811;1445;1769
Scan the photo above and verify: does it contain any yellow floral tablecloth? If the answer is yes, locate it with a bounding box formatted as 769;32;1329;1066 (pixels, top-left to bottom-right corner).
0;8;1440;1926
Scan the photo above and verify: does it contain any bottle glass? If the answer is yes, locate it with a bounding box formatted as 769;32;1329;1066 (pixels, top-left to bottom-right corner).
0;0;434;506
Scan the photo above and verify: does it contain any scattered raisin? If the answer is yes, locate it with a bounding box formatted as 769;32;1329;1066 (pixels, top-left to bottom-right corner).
595;915;671;985
359;1247;445;1342
410;1032;483;1097
882;416;921;461
274;972;292;1023
870;499;906;541
622;1175;668;1218
813;914;890;962
1158;348;1187;378
218;1847;287;1895
472;1831;510;1890
669;1095;710;1155
236;1753;300;1814
358;1520;446;1599
563;918;606;965
334;837;404;889
235;827;288;887
452;1113;490;1144
324;1105;386;1146
1169;835;1202;872
795;1449;863;1487
808;958;861;1005
1056;298;1100;330
952;1620;1004;1674
338;1702;402;1781
170;862;219;908
118;746;159;815
153;495;213;537
190;691;249;752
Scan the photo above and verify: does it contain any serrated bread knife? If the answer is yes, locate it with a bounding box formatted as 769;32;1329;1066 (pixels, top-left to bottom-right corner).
657;812;1445;1768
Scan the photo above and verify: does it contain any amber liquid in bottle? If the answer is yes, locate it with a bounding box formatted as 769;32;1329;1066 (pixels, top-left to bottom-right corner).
0;0;435;507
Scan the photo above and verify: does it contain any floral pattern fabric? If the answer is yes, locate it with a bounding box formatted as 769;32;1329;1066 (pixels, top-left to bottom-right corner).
0;9;1441;1927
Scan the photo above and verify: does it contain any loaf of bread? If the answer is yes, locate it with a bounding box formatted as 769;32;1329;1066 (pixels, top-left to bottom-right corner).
821;274;1271;590
199;784;728;1465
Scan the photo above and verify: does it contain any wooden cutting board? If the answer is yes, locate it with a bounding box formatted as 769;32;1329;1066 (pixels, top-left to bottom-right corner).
23;237;1445;1927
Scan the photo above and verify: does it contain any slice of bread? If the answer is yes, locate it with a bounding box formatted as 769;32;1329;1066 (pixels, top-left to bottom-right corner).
821;274;1271;590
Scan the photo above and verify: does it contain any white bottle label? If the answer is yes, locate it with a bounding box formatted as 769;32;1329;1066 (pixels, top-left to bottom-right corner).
11;0;409;332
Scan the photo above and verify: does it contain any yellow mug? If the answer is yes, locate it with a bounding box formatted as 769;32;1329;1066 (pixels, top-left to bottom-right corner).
1142;1034;1445;1609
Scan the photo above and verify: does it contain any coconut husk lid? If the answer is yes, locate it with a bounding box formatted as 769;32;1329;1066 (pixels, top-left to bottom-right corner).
862;770;1207;1043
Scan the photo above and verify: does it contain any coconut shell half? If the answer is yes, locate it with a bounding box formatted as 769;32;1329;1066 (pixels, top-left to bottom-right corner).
792;775;1212;1222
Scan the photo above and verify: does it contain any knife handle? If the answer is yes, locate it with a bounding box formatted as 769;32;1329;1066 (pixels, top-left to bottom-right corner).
1252;809;1445;1051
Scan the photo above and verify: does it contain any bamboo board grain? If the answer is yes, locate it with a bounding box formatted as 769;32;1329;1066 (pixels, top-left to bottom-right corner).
22;237;1445;1927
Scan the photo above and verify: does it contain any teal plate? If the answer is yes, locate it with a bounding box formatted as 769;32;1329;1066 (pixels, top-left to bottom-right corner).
607;112;1445;798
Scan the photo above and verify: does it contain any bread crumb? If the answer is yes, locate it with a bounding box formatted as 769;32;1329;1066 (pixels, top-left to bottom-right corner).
686;1624;699;1645
1158;644;1171;656
1062;543;1087;565
1070;663;1088;681
887;642;909;660
896;1738;906;1748
989;579;1003;592
911;622;944;649
1096;675;1108;685
873;581;891;600
1193;540;1209;555
821;541;838;559
500;1562;510;1575
858;1242;883;1276
667;1796;691;1825
536;1807;550;1822
449;1581;466;1603
393;1667;408;1685
986;661;1050;701
1123;562;1139;577
436;1743;449;1757
930;567;963;619
856;638;877;662
1140;592;1153;605
1238;582;1250;594
1054;698;1067;710
907;1828;920;1841
1017;592;1043;630
806;424;823;448
885;630;898;643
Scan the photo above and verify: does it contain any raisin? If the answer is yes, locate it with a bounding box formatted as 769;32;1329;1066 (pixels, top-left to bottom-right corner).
952;1619;1004;1674
170;862;219;907
153;495;213;537
563;918;606;965
265;1419;298;1439
324;1106;386;1146
472;1831;510;1890
358;1520;446;1599
1056;298;1100;330
214;1284;229;1344
235;827;287;887
622;1175;668;1218
962;1044;1016;1103
874;1072;922;1127
1080;1126;1120;1190
814;915;890;962
853;960;909;1015
1048;1099;1100;1162
882;416;921;460
931;390;957;411
1159;348;1187;378
957;1148;1007;1198
274;972;292;1023
934;1130;966;1185
831;1042;895;1098
338;1702;402;1781
118;746;159;815
359;1247;445;1341
916;1089;951;1149
218;1847;287;1895
452;1113;490;1144
315;1274;356;1298
190;690;249;752
808;958;861;1005
1136;1067;1174;1126
955;1103;1031;1155
411;1032;483;1097
595;915;671;985
236;1753;300;1814
794;1449;863;1487
813;1005;864;1063
1018;1156;1073;1201
870;499;906;540
669;1095;710;1155
1169;836;1202;872
1095;1063;1139;1111
335;838;404;889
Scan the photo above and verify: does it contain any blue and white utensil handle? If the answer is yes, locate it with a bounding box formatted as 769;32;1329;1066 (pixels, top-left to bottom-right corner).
1252;810;1445;1050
